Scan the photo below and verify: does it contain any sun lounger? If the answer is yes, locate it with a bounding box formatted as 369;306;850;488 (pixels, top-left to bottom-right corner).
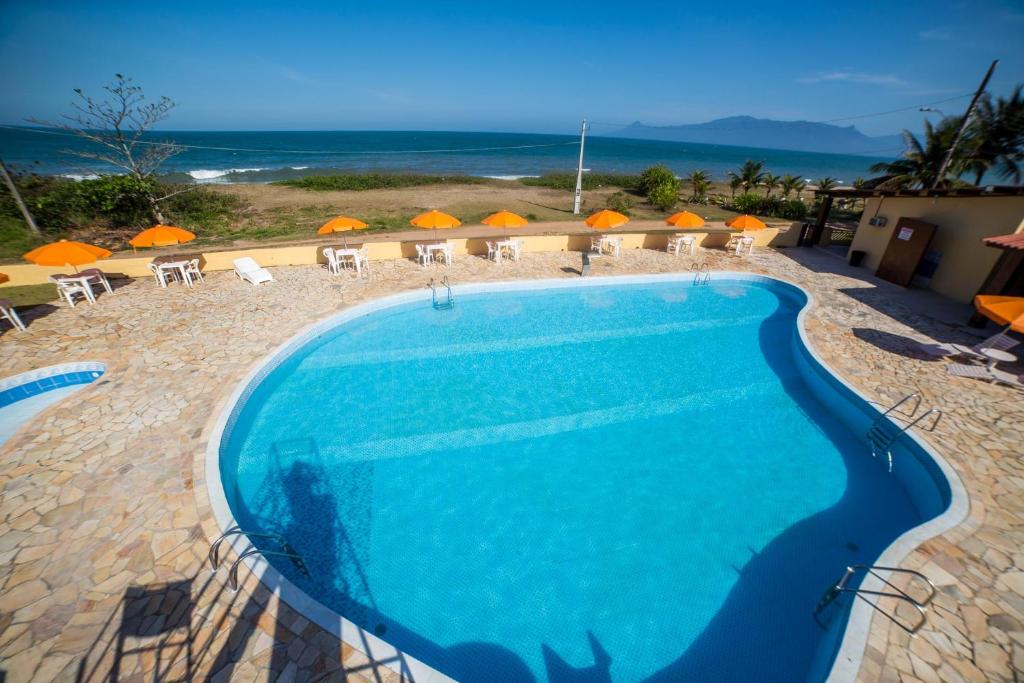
233;257;274;285
920;332;1019;362
0;299;26;332
947;362;1024;390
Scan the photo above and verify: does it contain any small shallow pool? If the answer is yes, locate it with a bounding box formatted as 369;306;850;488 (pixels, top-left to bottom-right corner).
0;363;105;446
216;275;960;682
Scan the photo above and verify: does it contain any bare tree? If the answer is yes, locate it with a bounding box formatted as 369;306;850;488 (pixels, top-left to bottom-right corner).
31;74;185;223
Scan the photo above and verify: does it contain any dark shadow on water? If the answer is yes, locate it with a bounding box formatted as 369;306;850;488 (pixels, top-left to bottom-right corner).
542;632;611;683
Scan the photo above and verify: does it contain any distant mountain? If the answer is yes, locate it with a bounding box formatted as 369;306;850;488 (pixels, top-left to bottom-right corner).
616;116;905;157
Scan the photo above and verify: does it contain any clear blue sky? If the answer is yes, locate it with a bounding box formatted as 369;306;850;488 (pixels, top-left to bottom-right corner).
1;0;1022;136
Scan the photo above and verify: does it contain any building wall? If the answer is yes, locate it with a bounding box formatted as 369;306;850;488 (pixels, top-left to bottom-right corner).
848;196;1024;303
0;229;779;287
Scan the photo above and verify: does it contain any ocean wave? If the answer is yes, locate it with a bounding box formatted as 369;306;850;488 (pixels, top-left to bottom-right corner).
290;166;309;170
187;168;267;181
482;174;540;180
60;173;101;181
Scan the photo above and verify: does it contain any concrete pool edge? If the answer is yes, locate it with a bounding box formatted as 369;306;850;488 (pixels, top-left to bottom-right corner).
0;361;107;450
200;272;969;683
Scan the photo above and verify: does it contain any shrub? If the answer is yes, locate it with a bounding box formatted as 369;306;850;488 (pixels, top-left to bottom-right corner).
521;172;639;192
637;165;677;196
647;182;679;211
605;192;633;215
777;199;809;220
726;193;808;221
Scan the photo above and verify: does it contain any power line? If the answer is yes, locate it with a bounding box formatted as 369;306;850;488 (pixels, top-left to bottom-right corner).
0;124;578;155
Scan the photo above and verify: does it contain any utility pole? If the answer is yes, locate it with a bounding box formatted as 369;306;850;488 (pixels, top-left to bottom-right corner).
0;158;40;236
933;60;998;189
572;118;587;215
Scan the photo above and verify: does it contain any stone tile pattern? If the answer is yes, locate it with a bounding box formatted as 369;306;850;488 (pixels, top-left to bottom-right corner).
0;248;1021;682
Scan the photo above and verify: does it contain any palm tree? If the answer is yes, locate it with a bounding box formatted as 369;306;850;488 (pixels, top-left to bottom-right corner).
815;177;838;192
761;173;780;197
965;86;1024;185
780;174;805;199
686;170;712;203
728;175;742;199
868;118;965;190
736;160;765;193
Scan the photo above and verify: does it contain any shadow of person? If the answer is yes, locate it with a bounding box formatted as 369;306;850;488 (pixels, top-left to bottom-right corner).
111;580;194;682
542;631;612;683
851;327;940;361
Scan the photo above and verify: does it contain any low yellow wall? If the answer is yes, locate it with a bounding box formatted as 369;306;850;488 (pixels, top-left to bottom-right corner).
0;228;780;288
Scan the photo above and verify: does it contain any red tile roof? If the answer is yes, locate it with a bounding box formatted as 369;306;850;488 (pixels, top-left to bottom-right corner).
983;233;1024;251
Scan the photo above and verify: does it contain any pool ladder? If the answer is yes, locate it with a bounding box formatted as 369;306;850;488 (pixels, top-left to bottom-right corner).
815;564;936;635
689;262;710;285
866;393;942;472
429;276;454;309
209;526;309;592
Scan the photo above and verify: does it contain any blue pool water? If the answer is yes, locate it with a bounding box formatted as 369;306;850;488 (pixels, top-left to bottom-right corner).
220;278;950;682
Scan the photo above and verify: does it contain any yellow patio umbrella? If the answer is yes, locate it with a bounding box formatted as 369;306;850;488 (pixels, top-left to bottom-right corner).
974;295;1024;334
129;224;196;249
0;273;8;285
410;210;462;230
665;211;705;229
726;214;767;230
585;209;630;230
317;215;369;234
23;240;112;272
482;210;529;229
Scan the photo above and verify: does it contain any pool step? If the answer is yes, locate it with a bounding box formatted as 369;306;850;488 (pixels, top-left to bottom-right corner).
865;393;942;472
814;564;936;635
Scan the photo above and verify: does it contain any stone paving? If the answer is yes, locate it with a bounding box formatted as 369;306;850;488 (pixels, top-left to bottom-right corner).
0;247;1022;683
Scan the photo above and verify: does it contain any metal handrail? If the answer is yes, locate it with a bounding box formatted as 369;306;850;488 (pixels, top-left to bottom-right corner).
815;564;936;635
228;547;309;592
689;262;710;284
209;527;287;572
429;276;454;309
880;393;921;420
899;408;942;434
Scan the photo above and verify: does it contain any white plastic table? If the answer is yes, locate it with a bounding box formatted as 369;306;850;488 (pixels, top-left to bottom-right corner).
425;243;453;265
497;239;522;262
158;260;193;287
980;347;1016;370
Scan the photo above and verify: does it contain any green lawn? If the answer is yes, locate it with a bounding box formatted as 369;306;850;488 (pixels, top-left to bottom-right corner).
1;283;58;308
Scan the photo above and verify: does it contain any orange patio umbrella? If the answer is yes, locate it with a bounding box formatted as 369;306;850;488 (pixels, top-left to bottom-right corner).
665;211;705;229
0;273;8;285
482;210;528;229
318;215;369;234
585;209;630;230
24;240;112;272
410;210;462;230
974;295;1024;334
129;224;196;249
726;214;767;230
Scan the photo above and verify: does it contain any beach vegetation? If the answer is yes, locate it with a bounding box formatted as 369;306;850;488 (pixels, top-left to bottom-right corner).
685;170;712;203
761;173;781;197
30;74;186;223
276;173;487;192
605;191;633;215
521;172;639;191
637;165;681;211
728;193;808;221
780;174;806;199
727;176;742;199
733;160;765;193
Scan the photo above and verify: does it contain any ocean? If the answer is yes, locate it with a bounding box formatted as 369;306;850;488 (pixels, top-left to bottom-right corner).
0;127;885;185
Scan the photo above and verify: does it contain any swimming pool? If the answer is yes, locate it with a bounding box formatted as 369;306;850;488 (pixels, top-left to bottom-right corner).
213;274;964;682
0;362;105;446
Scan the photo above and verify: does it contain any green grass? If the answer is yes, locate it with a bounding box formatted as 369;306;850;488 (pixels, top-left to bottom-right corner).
0;215;49;260
521;172;640;192
1;283;57;308
274;173;489;192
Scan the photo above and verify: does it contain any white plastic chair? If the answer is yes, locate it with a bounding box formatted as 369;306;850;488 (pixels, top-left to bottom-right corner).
947;362;1024;390
604;236;622;257
79;268;113;294
148;262;174;288
185;259;204;285
232;257;274;285
323;247;340;275
54;279;95;307
415;244;432;267
0;299;26;332
486;241;501;263
504;239;523;262
667;235;696;256
352;246;369;276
